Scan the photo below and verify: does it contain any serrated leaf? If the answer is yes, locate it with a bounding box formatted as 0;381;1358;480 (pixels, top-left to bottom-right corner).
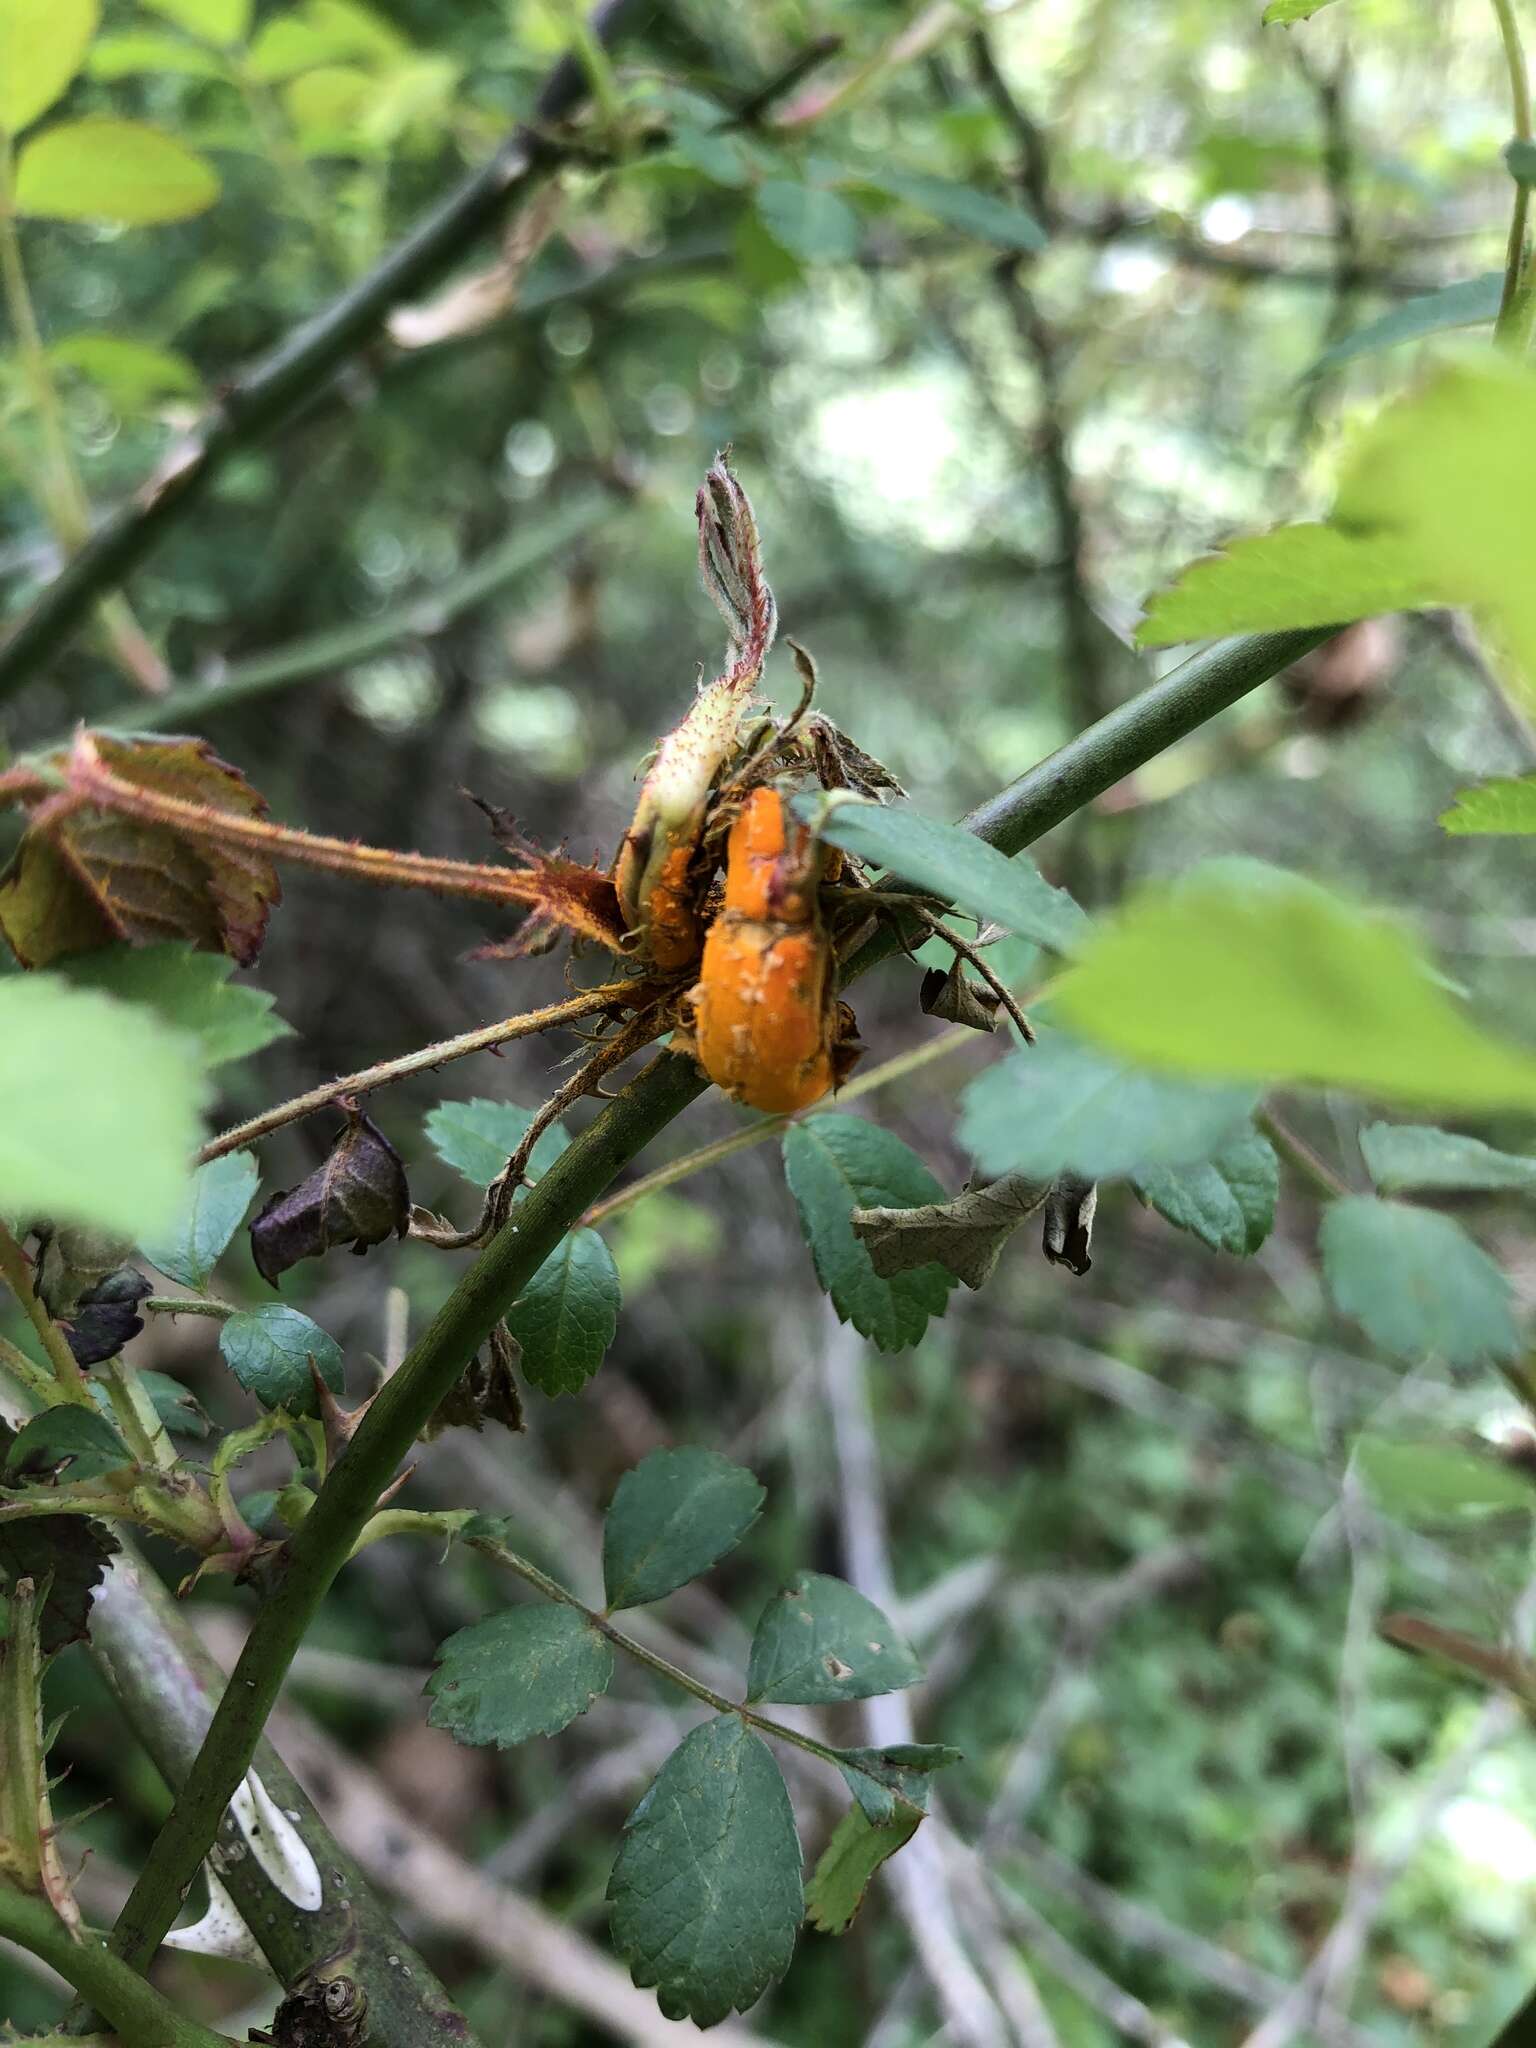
427;1604;613;1747
850;1173;1049;1290
802;792;1087;955
1135;524;1431;647
87;30;227;78
1355;1437;1536;1519
1440;777;1536;835
609;1715;802;2026
0;1516;117;1655
244;8;381;80
783;1116;956;1351
1320;1196;1519;1365
506;1228;619;1397
859;166;1043;251
49;332;204;404
4;1407;131;1484
807;1804;921;1935
218;1304;344;1413
747;1572;921;1705
51;945;289;1068
141;1151;258;1288
1308;273;1502;376
138;1369;208;1438
1134;1129;1278;1255
959;1033;1255;1183
0;0;98;135
603;1447;764;1612
756;178;860;262
1361;1123;1536;1194
250;1109;407;1285
1;736;280;969
1334;356;1536;701
0;976;203;1236
424;1098;569;1186
140;0;251;43
14;119;220;224
834;1742;963;1825
1054;863;1536;1110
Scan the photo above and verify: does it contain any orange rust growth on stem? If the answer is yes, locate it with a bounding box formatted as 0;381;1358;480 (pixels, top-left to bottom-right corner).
684;786;857;1114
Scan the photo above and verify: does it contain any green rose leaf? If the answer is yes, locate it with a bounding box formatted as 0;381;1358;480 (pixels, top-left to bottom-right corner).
424;1098;570;1185
1134;1128;1279;1255
0;975;203;1237
140;1151;259;1289
4;1405;132;1483
52;945;288;1069
14;118;221;224
1135;524;1431;647
1355;1437;1536;1520
0;0;99;136
1320;1197;1519;1366
746;1572;922;1705
806;1805;921;1935
1054;863;1536;1110
139;0;252;43
1440;777;1536;836
1308;273;1502;376
218;1304;344;1413
783;1115;957;1352
755;178;861;263
507;1228;620;1397
427;1604;613;1746
609;1716;802;2026
602;1446;764;1612
858;166;1043;251
959;1033;1255;1183
801;791;1088;955
1361;1123;1536;1194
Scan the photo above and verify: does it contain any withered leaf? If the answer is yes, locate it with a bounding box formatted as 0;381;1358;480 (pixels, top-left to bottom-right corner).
422;1323;525;1439
801;712;906;800
468;796;629;959
850;1174;1051;1291
1042;1174;1097;1277
35;1225;133;1319
0;1505;118;1655
62;1267;153;1367
920;959;1001;1034
0;734;280;967
251;1107;409;1287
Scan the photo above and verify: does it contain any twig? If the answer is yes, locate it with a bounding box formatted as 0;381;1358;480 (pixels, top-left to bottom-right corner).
199;979;637;1163
0;1219;90;1398
817;1312;1057;2048
1258;1106;1350;1200
730;33;846;127
911;904;1035;1041
107;621;1343;1975
0;0;650;702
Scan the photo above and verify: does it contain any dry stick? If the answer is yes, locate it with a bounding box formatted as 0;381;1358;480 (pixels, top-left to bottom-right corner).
0;0;652;705
106;624;1336;1979
199;979;637;1162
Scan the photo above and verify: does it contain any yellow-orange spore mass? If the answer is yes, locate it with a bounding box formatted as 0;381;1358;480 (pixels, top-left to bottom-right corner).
691;787;837;1113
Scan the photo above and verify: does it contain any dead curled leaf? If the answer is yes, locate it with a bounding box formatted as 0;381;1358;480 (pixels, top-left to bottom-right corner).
920;958;1001;1034
851;1174;1052;1290
0;734;281;967
251;1106;410;1287
422;1323;525;1439
1042;1174;1097;1277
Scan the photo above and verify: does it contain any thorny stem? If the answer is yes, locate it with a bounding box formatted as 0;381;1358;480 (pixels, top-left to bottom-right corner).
0;1888;234;2048
107;624;1335;1978
198;979;639;1162
462;1528;854;1773
1494;0;1536;347
0;1220;90;1399
142;1295;237;1320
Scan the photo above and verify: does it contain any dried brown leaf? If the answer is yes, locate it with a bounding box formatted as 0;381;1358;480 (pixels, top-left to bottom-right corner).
850;1173;1050;1290
251;1107;409;1287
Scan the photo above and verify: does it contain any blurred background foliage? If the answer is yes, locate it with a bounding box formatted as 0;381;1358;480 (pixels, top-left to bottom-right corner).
6;0;1536;2041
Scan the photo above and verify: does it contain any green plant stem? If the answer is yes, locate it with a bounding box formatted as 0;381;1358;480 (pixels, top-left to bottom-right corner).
106;620;1335;1976
0;0;648;706
142;1295;237;1320
1257;1107;1350;1200
461;1527;851;1772
74;491;607;744
0;1330;53;1403
1494;0;1536;346
0;1220;90;1400
0;1887;234;2048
